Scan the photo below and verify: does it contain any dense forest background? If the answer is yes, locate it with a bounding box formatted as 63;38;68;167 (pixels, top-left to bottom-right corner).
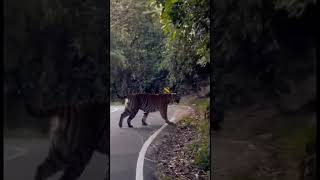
110;0;210;100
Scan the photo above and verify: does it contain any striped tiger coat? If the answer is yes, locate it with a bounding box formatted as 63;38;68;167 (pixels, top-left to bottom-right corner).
118;93;180;128
24;100;108;180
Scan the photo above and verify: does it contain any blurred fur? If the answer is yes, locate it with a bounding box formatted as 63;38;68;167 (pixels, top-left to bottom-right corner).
25;100;108;180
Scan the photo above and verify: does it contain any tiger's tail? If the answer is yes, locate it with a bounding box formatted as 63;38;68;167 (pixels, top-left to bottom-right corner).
116;94;127;105
24;103;58;118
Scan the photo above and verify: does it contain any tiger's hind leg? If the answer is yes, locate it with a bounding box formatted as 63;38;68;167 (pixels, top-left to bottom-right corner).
127;109;139;128
160;107;175;126
119;110;130;128
141;112;149;126
35;148;63;180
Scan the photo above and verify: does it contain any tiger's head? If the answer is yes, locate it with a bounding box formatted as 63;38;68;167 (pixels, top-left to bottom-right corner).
169;93;181;104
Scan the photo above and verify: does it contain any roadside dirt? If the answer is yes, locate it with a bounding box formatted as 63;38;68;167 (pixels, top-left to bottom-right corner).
146;106;210;180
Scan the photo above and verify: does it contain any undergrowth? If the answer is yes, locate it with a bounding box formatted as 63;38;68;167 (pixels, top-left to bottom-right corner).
184;97;210;171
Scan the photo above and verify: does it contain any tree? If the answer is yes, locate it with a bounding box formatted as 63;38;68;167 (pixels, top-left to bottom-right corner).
149;0;210;91
110;0;166;98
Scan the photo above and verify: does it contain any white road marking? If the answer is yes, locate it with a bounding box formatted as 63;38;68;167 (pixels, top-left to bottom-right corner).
4;146;27;162
136;116;177;180
111;107;121;113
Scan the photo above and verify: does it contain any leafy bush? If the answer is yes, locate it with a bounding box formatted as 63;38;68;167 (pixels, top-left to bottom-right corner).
193;131;209;170
187;97;210;170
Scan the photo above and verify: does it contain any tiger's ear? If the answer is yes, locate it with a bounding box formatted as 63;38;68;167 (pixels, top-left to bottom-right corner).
163;87;172;94
171;84;177;93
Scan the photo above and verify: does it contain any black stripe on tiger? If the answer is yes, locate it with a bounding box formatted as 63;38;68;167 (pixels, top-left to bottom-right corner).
118;93;180;128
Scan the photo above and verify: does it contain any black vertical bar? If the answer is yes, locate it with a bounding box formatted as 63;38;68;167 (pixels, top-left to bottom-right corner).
106;0;111;180
210;0;214;179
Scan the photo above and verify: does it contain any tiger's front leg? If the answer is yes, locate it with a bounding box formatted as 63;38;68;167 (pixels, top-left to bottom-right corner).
159;107;175;126
34;148;63;180
127;109;138;128
141;112;149;126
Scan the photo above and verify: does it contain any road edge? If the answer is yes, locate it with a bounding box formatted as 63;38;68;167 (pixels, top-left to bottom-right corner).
135;105;191;180
135;121;170;180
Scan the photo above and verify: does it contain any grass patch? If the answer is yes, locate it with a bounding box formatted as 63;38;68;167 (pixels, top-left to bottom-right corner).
182;97;210;171
193;134;209;170
179;116;197;127
193;119;210;170
194;98;210;112
181;118;210;171
175;97;210;173
198;119;209;137
191;98;210;170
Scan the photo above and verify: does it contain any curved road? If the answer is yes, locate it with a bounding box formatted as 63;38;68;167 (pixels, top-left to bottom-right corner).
3;105;177;180
110;105;176;180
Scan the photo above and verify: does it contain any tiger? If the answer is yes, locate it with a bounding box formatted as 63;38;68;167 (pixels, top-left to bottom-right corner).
24;100;109;180
117;93;181;128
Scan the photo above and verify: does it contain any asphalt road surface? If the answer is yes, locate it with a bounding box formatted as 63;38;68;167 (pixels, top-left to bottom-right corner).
110;105;176;180
4;105;177;180
3;138;108;180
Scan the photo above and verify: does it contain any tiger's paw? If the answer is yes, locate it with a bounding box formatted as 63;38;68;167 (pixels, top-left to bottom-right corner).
167;122;176;126
119;123;122;128
128;124;134;128
142;122;148;126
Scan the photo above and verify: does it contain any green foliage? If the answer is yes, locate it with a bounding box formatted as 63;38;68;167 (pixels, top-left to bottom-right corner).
110;50;128;69
194;139;209;170
190;119;209;171
110;0;169;99
148;0;210;89
110;0;211;97
182;98;209;171
191;97;210;170
198;119;209;137
179;117;195;127
194;98;210;113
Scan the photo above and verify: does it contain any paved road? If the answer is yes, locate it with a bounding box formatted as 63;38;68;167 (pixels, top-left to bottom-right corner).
3;138;108;180
110;105;176;180
3;105;177;180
